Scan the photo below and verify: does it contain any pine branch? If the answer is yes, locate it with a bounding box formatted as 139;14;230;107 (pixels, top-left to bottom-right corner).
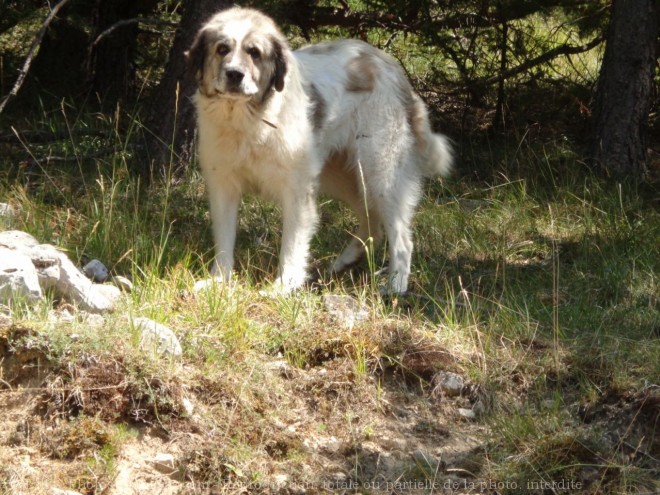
467;35;604;89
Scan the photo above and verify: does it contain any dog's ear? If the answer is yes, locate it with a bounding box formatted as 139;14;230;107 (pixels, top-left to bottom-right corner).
186;29;208;83
271;37;288;92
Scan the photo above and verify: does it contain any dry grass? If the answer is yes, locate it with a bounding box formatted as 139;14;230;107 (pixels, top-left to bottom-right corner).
0;131;658;494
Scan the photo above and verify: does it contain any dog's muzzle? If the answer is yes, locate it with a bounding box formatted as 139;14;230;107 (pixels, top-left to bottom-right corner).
222;67;258;96
225;68;245;88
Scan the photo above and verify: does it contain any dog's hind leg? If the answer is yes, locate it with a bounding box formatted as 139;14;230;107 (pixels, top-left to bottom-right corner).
378;176;421;295
332;204;382;274
319;153;384;274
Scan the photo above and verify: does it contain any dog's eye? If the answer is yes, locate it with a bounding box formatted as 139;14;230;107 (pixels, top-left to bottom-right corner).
246;47;261;60
216;44;230;57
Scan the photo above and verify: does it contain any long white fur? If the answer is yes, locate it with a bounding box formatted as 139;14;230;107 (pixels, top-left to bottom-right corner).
192;7;452;294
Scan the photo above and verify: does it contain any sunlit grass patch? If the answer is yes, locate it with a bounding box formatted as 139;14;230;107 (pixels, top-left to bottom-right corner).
0;130;658;493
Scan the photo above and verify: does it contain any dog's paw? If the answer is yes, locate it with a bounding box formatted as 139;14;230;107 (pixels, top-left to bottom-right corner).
258;281;295;299
193;277;226;294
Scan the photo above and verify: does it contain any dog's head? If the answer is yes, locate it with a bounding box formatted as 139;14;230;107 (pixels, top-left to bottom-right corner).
187;7;288;103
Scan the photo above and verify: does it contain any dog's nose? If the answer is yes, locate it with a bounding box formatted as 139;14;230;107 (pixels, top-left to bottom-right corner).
226;69;244;85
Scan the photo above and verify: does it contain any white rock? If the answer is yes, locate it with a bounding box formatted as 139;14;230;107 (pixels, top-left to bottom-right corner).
82;259;109;283
306;435;343;453
432;371;465;397
0;231;121;313
134;317;182;357
457;408;476;420
48;308;75;323
273;473;290;485
323;294;369;328
92;284;122;305
0;247;42;303
81;312;106;328
0;230;39;249
30;244;119;313
110;275;133;292
151;453;176;473
379;435;408;451
0;313;12;327
51;488;84;495
181;397;195;416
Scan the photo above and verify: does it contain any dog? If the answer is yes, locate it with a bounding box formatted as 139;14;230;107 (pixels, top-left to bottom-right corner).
187;6;452;294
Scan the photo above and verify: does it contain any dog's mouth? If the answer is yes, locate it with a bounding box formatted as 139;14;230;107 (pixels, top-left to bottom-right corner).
211;84;258;101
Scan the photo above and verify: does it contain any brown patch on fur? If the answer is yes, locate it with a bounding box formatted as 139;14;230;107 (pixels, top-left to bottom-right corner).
345;52;378;93
186;29;210;85
270;36;287;92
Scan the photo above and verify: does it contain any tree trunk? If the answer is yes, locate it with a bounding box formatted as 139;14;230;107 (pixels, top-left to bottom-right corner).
142;0;228;175
590;0;660;179
88;0;158;105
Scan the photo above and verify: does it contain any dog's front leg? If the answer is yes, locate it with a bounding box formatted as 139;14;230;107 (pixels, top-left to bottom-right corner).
195;181;240;293
194;184;239;293
276;183;318;292
203;182;241;286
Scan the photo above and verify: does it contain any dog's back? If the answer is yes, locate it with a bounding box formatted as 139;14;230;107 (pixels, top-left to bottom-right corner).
295;40;452;181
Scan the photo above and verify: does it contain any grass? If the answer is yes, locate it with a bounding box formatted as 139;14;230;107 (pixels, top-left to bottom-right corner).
1;103;659;493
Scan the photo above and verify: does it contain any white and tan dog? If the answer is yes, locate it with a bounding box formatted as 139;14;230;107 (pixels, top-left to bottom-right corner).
188;7;452;294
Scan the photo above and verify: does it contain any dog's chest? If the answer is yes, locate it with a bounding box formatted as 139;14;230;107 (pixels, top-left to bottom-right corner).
201;126;295;197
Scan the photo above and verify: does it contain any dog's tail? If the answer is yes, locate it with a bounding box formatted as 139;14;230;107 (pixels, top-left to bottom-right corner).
410;94;454;178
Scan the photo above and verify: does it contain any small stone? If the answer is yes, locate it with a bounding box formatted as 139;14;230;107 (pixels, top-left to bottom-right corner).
323;294;369;328
48;308;75;323
273;473;290;485
432;371;465;397
81;313;106;328
0;313;12;327
82;259;109;283
30;244;117;313
379;435;408;451
181;397;194;416
151;453;176;473
92;284;122;305
51;489;84;495
134;317;183;357
322;436;342;453
457;408;476;420
472;398;487;417
110;275;133;292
